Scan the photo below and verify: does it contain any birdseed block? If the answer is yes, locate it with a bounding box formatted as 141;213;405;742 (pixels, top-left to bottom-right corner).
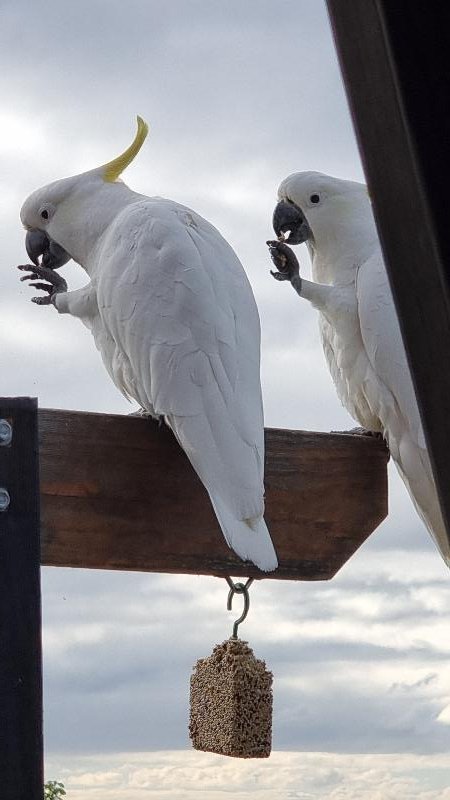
189;637;273;758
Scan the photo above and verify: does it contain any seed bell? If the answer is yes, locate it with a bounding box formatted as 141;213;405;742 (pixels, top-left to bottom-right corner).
189;578;273;759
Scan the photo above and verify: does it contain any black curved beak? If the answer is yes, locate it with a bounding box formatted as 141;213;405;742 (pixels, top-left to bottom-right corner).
272;200;312;245
25;229;71;270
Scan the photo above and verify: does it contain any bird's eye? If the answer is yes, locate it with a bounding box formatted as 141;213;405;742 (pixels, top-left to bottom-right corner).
38;204;54;221
310;194;320;204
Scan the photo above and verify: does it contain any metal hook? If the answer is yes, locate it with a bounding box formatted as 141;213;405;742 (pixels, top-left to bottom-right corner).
225;576;254;638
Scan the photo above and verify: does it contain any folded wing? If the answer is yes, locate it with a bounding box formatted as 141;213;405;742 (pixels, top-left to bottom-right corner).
97;198;277;570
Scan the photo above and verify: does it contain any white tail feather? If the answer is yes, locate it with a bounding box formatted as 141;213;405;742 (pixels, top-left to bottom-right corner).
209;493;278;572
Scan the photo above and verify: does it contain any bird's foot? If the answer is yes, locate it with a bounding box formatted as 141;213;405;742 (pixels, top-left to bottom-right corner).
128;408;154;419
333;426;384;440
266;240;300;283
18;263;68;305
128;409;164;426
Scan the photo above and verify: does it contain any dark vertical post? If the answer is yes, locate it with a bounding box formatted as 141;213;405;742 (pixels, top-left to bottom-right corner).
326;0;450;540
0;398;43;799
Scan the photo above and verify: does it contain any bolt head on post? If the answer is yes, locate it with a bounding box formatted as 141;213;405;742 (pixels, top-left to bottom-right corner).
0;488;10;512
0;420;12;446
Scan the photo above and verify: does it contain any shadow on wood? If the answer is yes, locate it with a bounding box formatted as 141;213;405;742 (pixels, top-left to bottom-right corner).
39;409;389;580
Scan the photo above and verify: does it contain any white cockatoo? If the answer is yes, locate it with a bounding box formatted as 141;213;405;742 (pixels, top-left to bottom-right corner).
19;117;278;572
267;171;449;567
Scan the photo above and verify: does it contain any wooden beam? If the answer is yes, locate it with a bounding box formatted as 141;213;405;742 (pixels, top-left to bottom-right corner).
39;409;388;580
326;0;450;544
0;398;43;800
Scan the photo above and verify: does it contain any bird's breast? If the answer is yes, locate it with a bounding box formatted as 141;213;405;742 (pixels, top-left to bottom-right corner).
319;313;382;432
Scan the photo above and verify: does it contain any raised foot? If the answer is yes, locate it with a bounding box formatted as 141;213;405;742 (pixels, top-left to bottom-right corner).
266;240;300;282
18;263;68;305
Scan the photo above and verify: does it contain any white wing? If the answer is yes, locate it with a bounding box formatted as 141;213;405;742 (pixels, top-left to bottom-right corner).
95;197;277;571
356;251;424;447
356;250;449;564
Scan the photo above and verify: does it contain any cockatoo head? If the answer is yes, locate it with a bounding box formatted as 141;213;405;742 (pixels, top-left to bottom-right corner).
20;116;149;269
272;171;372;259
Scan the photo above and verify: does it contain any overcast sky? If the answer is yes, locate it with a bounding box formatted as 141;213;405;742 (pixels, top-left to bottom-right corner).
1;1;449;798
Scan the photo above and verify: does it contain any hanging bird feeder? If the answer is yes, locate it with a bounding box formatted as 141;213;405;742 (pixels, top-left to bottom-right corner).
189;577;273;759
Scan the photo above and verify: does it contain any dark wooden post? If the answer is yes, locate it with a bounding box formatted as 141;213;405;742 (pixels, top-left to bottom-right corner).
326;0;450;539
0;398;43;800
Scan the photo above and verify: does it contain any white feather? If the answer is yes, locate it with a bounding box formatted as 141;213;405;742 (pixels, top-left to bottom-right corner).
277;171;449;567
21;175;277;571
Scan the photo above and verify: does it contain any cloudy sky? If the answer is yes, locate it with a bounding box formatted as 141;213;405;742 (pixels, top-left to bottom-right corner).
1;0;449;797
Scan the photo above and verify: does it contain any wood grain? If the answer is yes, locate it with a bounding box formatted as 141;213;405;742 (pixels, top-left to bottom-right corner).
39;409;389;580
0;398;43;800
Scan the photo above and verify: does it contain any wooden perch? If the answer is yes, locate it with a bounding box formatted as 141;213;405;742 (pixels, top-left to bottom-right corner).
0;398;43;798
39;409;389;580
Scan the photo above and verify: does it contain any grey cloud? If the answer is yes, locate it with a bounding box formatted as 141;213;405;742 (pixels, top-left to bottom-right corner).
41;556;450;755
43;750;450;799
0;0;355;177
275;684;450;754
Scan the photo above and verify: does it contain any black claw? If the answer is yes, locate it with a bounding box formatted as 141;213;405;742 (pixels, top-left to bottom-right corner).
270;270;289;282
266;240;300;282
18;263;36;273
29;282;53;293
18;261;68;304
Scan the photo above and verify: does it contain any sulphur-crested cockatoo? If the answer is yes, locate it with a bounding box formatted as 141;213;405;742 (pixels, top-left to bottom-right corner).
19;117;277;572
267;171;449;567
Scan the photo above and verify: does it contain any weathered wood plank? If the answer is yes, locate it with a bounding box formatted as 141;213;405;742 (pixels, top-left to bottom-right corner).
0;398;43;800
326;0;450;544
39;409;389;580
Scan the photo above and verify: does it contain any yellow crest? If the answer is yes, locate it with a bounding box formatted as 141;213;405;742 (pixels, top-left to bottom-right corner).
102;116;149;183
